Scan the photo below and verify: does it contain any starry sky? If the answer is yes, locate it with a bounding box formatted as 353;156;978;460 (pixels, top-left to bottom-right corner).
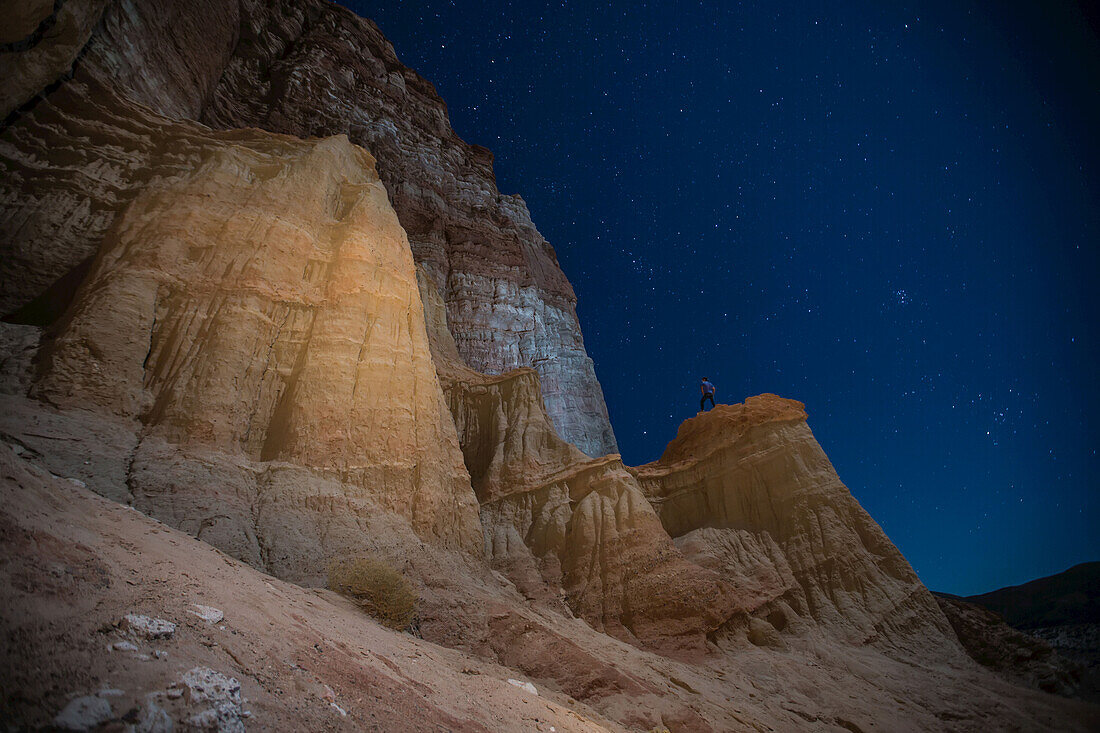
344;0;1099;597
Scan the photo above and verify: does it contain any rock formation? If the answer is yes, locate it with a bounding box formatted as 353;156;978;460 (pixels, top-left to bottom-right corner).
1;0;617;458
7;435;1100;731
1;0;1098;730
0;443;624;732
5;73;481;559
420;269;738;654
1;0;725;668
633;395;962;659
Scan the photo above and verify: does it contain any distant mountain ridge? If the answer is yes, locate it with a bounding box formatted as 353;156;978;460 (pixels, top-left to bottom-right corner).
960;562;1100;629
938;562;1100;703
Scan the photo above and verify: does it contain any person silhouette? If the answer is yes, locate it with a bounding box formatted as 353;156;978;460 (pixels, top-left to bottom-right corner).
700;377;716;412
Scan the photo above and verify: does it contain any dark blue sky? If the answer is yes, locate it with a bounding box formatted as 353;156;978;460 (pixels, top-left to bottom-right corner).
346;0;1099;596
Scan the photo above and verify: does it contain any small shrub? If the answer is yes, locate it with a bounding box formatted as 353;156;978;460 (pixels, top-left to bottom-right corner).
327;556;417;630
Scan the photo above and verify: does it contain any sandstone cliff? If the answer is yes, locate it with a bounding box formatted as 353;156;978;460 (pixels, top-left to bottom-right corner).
419;268;739;655
1;0;617;458
634;395;960;659
5;72;481;560
0;0;703;665
1;0;732;697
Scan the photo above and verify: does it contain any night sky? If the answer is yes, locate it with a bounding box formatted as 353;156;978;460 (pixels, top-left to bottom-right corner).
344;0;1098;596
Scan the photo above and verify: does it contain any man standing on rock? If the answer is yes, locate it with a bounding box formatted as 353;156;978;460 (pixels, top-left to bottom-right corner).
700;377;716;412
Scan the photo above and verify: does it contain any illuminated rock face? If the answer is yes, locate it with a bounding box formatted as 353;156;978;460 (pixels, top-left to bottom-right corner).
0;0;691;655
6;74;480;555
0;0;958;661
419;271;737;654
56;0;619;458
634;394;961;658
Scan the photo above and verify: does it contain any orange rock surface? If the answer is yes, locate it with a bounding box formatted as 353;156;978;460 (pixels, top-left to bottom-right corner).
635;395;959;658
12;76;480;555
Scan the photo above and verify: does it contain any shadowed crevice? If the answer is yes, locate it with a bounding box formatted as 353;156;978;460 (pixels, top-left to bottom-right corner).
2;254;94;327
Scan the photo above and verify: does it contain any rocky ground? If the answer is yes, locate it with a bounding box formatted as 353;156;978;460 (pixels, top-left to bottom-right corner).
0;443;620;732
1030;625;1100;702
4;389;1099;732
934;593;1082;697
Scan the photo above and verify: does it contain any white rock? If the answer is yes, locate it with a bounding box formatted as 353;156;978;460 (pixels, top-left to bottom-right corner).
154;649;169;660
506;678;538;695
135;695;174;733
123;614;176;640
181;667;241;706
111;640;139;652
188;604;224;624
186;702;245;733
54;695;112;731
181;668;246;732
330;702;347;717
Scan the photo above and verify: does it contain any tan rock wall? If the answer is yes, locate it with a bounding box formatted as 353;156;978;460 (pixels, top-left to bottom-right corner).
446;369;585;504
634;396;963;658
480;456;739;656
0;0;108;119
0;0;619;458
21;78;480;553
432;324;737;652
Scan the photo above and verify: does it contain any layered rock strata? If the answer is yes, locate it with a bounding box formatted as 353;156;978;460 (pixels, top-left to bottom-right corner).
0;0;710;658
0;0;108;119
0;46;721;664
0;0;963;660
419;270;738;654
1;0;618;457
5;73;480;555
634;394;963;659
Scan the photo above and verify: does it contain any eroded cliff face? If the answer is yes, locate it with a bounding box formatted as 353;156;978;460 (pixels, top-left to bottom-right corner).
2;0;618;458
4;71;481;557
634;395;960;659
419;268;737;655
1;0;725;670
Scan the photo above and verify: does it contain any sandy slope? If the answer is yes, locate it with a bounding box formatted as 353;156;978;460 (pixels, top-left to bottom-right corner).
0;443;621;732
